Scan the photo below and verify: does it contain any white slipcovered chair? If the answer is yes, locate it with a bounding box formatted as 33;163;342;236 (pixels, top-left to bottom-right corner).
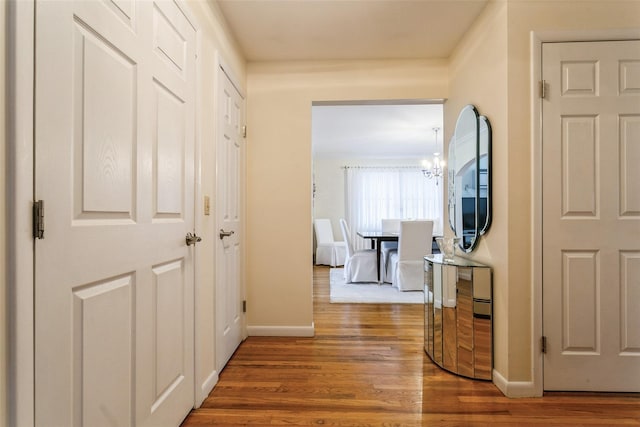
380;218;401;283
339;218;378;283
388;220;434;291
314;218;346;267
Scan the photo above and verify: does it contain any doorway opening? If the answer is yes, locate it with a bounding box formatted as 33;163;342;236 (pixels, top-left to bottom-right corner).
311;99;444;303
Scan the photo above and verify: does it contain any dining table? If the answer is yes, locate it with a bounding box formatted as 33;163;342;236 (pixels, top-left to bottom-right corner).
356;230;399;282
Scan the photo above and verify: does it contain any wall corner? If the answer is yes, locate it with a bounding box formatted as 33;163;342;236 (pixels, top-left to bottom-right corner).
492;369;541;398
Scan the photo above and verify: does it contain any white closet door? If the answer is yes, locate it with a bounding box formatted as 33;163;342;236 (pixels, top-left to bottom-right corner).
35;1;197;425
542;40;640;392
216;67;245;372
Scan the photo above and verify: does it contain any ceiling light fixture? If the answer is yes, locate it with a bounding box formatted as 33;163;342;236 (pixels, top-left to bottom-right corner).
422;127;445;183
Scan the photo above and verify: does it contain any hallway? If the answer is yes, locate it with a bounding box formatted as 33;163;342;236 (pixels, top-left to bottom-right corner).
181;266;640;426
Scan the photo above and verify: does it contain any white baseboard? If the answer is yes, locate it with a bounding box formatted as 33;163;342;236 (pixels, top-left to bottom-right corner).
492;369;541;398
195;370;219;408
247;323;315;337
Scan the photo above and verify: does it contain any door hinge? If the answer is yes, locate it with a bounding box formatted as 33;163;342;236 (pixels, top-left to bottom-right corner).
242;300;247;313
541;336;547;354
242;125;247;138
33;200;45;239
539;80;546;99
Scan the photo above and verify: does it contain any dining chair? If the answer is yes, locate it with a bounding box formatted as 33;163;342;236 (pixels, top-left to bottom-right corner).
339;218;378;283
380;218;401;283
314;218;346;267
388;220;434;291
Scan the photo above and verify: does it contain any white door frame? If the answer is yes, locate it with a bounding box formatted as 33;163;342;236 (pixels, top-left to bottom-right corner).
6;1;201;424
531;28;640;397
7;1;35;424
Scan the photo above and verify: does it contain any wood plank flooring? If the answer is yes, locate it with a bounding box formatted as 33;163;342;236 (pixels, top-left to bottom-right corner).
181;266;640;426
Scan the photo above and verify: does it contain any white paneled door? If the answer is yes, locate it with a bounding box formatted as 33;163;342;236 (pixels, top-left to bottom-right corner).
216;67;245;371
35;1;197;425
542;40;640;391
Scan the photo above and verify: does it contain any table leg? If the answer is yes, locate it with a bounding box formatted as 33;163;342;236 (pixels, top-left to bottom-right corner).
376;238;382;282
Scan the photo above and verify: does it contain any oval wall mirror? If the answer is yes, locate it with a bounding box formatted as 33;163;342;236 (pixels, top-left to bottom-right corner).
448;105;492;252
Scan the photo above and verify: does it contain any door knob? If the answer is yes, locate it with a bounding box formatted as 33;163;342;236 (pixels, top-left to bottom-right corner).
186;232;202;246
219;229;235;240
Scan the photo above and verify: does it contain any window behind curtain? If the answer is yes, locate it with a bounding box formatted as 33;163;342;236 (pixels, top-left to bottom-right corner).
345;167;443;250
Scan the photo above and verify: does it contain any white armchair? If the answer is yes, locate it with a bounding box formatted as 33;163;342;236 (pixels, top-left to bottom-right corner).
388;220;434;291
314;218;346;267
339;218;378;283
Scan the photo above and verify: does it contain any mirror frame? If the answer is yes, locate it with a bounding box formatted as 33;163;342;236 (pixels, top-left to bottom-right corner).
447;135;456;233
447;105;492;252
453;105;479;252
478;115;492;236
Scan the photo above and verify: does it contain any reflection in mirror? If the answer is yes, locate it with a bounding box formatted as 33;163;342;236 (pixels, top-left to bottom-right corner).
456;268;474;378
478;116;492;235
424;262;434;357
424;257;493;380
473;268;492;380
443;302;457;372
433;263;443;364
453;105;479;252
447;136;456;233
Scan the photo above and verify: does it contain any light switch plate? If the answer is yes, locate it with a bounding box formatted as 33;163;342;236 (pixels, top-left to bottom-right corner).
204;195;210;215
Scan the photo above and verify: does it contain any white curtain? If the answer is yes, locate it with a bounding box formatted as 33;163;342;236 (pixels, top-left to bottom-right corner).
345;167;443;250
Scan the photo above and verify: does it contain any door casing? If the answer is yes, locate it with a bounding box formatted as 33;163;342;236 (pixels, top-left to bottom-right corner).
7;1;36;425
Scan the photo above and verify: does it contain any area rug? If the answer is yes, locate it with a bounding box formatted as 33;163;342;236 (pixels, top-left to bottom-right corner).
329;268;423;304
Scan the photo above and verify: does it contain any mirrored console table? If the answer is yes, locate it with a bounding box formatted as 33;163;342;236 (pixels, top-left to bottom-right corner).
424;254;492;380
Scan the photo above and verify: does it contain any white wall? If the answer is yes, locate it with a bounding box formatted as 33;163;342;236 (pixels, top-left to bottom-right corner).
446;0;510;386
447;0;640;393
246;59;448;333
186;0;246;404
503;0;640;389
313;157;346;243
313;156;424;244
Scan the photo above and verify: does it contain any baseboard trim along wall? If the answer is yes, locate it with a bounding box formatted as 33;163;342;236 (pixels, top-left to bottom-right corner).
196;370;219;408
247;323;315;337
492;369;540;398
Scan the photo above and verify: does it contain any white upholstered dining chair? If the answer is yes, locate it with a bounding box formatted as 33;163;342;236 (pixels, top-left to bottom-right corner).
314;218;346;267
388;220;434;291
339;218;378;283
380;218;401;283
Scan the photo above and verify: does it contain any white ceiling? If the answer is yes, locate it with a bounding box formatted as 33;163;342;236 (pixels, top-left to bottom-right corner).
214;0;487;158
312;102;444;159
215;0;489;62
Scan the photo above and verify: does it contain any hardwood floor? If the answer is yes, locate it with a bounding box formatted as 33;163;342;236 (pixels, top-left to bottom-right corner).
182;266;640;426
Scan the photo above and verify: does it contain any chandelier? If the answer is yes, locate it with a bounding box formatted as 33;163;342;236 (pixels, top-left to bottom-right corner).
422;127;444;182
